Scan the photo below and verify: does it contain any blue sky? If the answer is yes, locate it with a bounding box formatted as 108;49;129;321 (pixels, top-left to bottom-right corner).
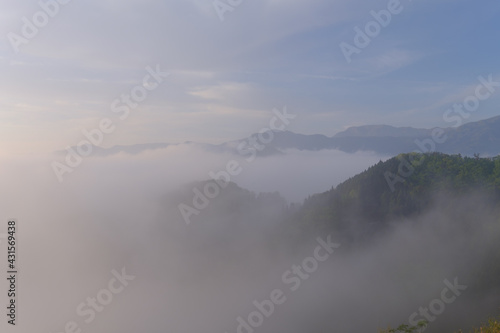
0;0;499;154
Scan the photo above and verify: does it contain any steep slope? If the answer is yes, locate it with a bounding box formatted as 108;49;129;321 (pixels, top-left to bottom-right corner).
293;152;500;237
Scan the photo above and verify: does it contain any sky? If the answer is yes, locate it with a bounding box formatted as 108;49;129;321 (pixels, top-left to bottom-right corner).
0;0;500;155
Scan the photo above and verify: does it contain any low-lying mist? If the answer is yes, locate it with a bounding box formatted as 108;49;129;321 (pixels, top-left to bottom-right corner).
0;147;498;333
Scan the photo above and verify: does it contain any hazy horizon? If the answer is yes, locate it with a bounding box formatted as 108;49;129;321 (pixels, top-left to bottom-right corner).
1;1;500;332
1;1;499;155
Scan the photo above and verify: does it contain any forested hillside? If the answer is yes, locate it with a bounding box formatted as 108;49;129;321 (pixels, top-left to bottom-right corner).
293;153;500;239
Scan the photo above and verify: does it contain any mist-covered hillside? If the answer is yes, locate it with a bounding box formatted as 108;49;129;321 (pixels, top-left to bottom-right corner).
293;152;500;238
160;152;500;333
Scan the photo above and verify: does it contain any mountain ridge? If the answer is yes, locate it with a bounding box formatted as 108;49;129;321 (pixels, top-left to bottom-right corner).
58;115;500;157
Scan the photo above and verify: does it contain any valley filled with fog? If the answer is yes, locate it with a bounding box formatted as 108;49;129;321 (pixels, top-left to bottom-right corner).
1;1;499;332
1;146;499;333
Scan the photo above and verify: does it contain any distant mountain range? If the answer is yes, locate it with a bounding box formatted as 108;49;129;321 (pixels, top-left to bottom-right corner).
61;115;500;157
